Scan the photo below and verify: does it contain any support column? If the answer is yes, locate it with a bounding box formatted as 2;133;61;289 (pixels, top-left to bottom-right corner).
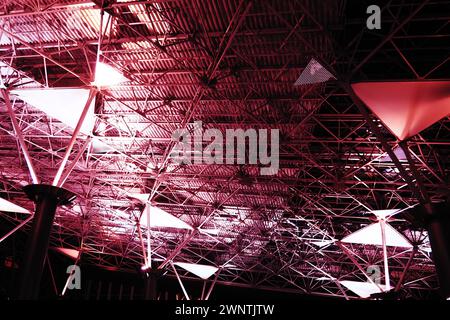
17;184;76;300
425;202;450;299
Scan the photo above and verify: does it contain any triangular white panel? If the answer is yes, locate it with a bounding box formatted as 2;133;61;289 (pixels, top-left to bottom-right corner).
11;88;96;134
0;197;30;214
370;209;401;220
129;193;151;203
352;81;450;140
93;62;128;87
53;247;80;260
199;228;220;236
174;262;218;279
294;58;335;86
140;204;193;230
340;280;387;298
91;138;114;153
342;222;412;248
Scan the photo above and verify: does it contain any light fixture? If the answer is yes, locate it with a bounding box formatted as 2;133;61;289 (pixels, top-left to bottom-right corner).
53;247;80;260
11;88;96;135
0;197;30;214
92;61;128;87
341;221;412;248
352;81;450;140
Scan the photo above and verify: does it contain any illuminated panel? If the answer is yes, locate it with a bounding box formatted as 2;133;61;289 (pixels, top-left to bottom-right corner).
174;262;219;279
352;81;450;140
342;222;412;248
11;88;96;135
0;197;30;214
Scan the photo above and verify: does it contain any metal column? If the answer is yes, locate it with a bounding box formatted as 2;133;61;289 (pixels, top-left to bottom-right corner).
17;184;76;300
425;202;450;299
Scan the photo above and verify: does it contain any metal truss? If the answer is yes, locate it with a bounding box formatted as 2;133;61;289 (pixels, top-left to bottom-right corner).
0;0;449;299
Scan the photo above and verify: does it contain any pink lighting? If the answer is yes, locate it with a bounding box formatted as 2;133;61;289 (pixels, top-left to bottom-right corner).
140;204;193;230
11;88;96;135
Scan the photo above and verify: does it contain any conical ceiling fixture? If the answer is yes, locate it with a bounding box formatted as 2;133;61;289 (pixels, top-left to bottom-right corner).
342;221;412;248
140;205;193;230
340;280;388;298
0;197;30;214
174;262;219;279
352;81;450;140
11;88;96;135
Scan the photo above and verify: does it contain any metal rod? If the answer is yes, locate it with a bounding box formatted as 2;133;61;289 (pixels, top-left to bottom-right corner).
395;247;417;291
205;268;221;300
52;88;96;186
43;57;49;87
426;202;450;299
0;214;33;244
380;219;391;291
146;204;152;269
57;137;92;188
61;250;81;296
171;262;190;300
351;0;431;76
136;220;148;267
2;89;39;184
200;281;206;300
17;184;76;299
0;27;90;84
